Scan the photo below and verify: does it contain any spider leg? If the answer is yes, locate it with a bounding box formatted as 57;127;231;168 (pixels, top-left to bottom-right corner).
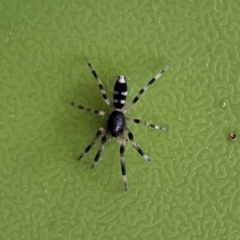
124;64;170;111
78;127;105;160
71;102;108;117
126;116;168;131
125;125;152;162
119;132;128;192
91;133;108;169
86;58;113;107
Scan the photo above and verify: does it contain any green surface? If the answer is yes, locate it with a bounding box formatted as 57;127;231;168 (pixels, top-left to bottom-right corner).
1;0;240;239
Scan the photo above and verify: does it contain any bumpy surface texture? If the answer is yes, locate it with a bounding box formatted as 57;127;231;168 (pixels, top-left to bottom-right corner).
1;0;240;239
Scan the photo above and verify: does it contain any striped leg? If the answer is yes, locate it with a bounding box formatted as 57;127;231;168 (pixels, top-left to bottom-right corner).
78;127;105;160
124;64;170;111
91;133;108;169
119;133;128;192
71;102;108;117
126;117;168;131
86;58;112;107
125;125;152;162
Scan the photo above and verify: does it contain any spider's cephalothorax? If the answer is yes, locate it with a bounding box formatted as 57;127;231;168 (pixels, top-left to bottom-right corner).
108;111;125;137
71;58;170;192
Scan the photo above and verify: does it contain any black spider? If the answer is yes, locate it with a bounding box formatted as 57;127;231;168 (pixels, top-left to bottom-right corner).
71;58;170;191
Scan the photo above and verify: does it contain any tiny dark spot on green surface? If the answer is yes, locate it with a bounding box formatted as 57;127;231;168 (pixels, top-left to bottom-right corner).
221;101;226;107
229;133;237;141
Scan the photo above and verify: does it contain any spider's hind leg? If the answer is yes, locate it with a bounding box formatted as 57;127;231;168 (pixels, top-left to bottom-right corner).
124;63;170;111
125;125;153;162
86;58;113;108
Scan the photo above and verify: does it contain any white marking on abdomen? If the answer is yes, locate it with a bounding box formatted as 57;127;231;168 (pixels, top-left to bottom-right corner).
118;76;126;84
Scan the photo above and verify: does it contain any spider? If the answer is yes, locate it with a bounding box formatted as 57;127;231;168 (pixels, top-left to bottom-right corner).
71;58;170;192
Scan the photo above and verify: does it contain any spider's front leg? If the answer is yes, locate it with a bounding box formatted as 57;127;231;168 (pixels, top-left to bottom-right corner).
78;127;105;160
124;125;153;162
91;133;108;169
119;132;128;192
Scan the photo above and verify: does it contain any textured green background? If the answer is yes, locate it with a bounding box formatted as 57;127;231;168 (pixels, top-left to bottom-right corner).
1;0;240;239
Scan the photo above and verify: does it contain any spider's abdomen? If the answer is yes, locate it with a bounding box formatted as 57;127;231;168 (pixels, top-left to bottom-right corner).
108;111;125;137
113;76;128;109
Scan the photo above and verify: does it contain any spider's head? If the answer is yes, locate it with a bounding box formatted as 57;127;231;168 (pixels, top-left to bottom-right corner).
108;111;125;137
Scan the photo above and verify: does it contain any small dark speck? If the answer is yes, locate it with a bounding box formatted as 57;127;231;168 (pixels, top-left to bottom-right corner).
229;133;237;141
221;101;226;108
209;50;212;52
